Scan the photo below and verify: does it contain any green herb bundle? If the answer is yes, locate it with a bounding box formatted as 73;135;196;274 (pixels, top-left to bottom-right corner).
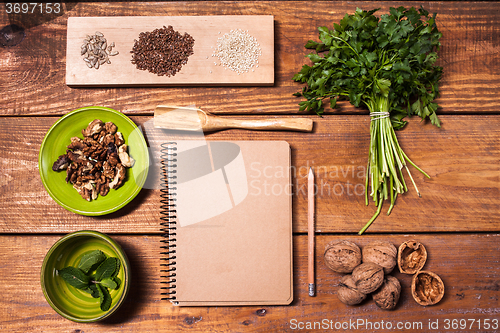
57;250;121;311
293;7;443;234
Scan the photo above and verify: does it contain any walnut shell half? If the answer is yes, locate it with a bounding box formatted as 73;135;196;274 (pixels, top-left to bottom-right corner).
324;240;362;273
411;270;445;306
398;240;427;274
372;276;401;310
352;262;384;294
362;240;397;274
337;274;367;305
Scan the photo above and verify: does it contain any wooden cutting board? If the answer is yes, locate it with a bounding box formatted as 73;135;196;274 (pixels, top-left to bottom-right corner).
66;16;274;86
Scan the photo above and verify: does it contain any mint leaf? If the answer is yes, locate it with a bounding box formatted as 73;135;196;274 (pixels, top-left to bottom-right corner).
57;267;90;290
112;276;122;289
96;284;112;312
84;284;100;298
94;257;120;281
99;277;118;290
78;250;107;274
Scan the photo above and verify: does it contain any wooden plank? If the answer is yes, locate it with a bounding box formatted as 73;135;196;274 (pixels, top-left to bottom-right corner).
66;16;274;86
0;234;498;332
1;2;500;115
0;115;498;234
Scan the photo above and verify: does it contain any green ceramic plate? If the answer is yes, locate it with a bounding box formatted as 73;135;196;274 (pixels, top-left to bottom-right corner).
40;231;131;322
39;106;149;215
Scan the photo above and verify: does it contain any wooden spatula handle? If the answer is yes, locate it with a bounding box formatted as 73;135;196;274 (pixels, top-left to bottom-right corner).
208;116;314;132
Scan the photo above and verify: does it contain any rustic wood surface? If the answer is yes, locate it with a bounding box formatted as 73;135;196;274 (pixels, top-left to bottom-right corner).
0;234;498;332
1;1;500;115
0;115;498;234
1;1;499;332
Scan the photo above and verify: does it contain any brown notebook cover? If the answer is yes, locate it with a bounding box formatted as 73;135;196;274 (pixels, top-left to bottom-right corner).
160;140;293;306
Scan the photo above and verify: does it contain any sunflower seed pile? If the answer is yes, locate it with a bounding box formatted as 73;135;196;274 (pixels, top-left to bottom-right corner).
130;25;195;77
81;31;119;69
212;29;261;74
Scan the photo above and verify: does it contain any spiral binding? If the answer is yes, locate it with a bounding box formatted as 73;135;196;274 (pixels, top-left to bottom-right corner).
159;142;178;303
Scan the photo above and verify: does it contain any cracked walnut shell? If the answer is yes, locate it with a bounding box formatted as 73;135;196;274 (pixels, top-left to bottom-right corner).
337;274;367;305
324;240;362;273
351;262;384;294
398;240;427;274
362;240;397;274
372;276;401;310
411;270;445;306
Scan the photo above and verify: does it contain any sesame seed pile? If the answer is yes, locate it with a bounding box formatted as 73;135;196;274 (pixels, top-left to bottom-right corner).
212;29;261;74
130;25;194;77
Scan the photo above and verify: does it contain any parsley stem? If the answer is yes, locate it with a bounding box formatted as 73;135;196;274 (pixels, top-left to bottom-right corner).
401;149;431;178
388;177;396;215
363;94;430;232
388;192;397;215
359;192;384;235
329;34;360;58
405;165;422;197
365;159;370;206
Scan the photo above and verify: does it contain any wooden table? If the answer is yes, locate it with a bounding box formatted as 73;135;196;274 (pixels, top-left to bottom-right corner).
1;2;499;332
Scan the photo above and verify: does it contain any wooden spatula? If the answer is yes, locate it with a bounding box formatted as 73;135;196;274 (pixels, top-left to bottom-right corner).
154;105;313;132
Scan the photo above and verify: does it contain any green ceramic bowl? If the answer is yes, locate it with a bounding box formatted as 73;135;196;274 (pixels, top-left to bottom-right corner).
40;231;131;322
39;106;149;215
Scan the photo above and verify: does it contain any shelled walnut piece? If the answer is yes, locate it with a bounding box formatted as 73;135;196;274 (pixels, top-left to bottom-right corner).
52;119;135;201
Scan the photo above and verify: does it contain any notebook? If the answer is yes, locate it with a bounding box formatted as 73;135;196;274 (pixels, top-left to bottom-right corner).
160;140;293;306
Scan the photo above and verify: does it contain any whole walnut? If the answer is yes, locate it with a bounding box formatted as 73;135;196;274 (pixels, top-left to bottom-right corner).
337;274;367;305
352;262;384;294
324;240;362;273
362;241;397;274
372;276;401;310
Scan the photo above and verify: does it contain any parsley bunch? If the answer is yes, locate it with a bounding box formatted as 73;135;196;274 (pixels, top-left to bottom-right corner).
293;7;443;234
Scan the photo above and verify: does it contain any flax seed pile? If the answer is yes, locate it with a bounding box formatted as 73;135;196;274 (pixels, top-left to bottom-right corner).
212;29;261;74
130;25;195;77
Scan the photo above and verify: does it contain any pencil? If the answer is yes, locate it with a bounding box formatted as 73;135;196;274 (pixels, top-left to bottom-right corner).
308;167;315;297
